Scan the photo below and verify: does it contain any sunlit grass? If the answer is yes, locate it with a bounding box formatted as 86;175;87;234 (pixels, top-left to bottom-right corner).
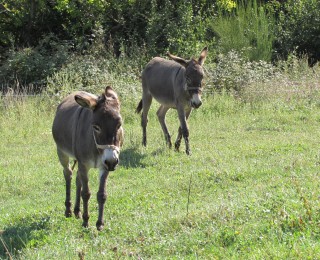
1;91;320;259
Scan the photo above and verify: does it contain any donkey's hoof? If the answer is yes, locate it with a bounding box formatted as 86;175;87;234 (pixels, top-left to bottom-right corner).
74;210;82;219
96;221;104;231
186;149;191;155
82;221;89;228
65;210;72;218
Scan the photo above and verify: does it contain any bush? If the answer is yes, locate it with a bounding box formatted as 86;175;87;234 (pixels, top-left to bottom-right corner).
275;0;320;65
205;49;320;103
210;0;275;61
206;50;277;93
0;35;69;91
46;50;145;99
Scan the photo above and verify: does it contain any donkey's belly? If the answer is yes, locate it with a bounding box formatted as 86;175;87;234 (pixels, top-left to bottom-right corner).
152;94;176;108
147;83;176;108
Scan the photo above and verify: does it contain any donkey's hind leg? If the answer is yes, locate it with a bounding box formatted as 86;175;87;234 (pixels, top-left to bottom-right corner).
141;92;152;146
57;149;73;217
157;105;172;148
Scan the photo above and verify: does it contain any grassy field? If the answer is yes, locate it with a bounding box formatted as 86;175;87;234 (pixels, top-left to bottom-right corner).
1;90;320;259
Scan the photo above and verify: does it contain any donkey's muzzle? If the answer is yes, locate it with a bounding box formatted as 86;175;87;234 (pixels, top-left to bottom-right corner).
190;93;202;109
102;147;120;171
191;100;202;109
104;158;119;171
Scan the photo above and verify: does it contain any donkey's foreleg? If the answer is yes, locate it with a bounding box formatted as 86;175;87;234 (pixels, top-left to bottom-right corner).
175;127;183;152
157;105;172;148
63;166;73;217
57;150;73;217
176;107;192;155
74;171;82;219
79;164;91;228
96;170;109;231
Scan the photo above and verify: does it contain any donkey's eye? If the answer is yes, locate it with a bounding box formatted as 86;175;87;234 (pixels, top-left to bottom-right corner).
92;125;101;133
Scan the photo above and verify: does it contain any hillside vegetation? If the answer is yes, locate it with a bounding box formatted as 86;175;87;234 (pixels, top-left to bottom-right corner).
1;0;320;90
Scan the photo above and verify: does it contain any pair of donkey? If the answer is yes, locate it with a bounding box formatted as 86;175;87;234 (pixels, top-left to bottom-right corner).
52;47;208;230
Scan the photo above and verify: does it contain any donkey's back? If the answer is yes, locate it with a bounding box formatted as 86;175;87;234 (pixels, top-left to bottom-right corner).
142;57;184;107
52;92;90;159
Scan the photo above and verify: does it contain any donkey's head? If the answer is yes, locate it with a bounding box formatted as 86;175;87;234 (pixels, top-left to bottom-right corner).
167;47;208;108
75;86;123;171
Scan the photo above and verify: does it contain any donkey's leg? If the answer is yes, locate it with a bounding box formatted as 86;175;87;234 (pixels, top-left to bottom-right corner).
74;170;82;218
57;149;73;217
175;127;183;152
175;108;192;154
78;163;91;227
176;106;191;155
157;105;172;148
141;92;152;146
96;170;109;231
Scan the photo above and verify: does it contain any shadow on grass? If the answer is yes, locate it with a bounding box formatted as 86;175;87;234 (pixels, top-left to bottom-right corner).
0;214;51;258
120;147;147;168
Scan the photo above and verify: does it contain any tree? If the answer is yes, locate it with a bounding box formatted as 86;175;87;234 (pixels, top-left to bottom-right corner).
275;0;320;65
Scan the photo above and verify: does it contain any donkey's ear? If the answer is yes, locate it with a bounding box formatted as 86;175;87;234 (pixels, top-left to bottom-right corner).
167;52;188;67
75;91;98;110
198;47;208;66
105;86;118;100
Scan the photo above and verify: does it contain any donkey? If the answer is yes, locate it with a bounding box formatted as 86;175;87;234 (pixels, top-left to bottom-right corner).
52;86;123;231
136;47;208;155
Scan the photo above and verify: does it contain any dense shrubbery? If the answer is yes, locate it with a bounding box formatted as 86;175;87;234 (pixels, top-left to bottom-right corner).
211;0;275;61
0;35;69;90
0;0;319;92
275;0;320;65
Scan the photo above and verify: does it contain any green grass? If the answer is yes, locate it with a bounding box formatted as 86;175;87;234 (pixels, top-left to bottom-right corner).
1;92;320;259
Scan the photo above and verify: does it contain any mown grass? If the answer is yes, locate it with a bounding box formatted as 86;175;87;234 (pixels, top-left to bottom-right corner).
1;89;320;259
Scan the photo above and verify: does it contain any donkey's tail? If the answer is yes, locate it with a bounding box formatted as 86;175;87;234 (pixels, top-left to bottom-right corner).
135;99;143;114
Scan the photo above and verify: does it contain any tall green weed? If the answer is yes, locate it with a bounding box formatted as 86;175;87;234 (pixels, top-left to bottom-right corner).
211;0;275;61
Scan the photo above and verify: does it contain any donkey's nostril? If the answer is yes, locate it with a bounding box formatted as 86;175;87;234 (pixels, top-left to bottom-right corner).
191;101;202;109
104;158;119;171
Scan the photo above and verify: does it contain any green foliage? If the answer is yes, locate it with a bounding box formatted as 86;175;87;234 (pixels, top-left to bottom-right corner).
53;0;106;50
0;0;64;48
275;0;320;64
206;49;320;102
1;0;320;89
46;49;148;99
0;34;69;87
216;0;236;12
211;0;275;61
206;50;277;92
103;0;151;56
146;0;210;56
